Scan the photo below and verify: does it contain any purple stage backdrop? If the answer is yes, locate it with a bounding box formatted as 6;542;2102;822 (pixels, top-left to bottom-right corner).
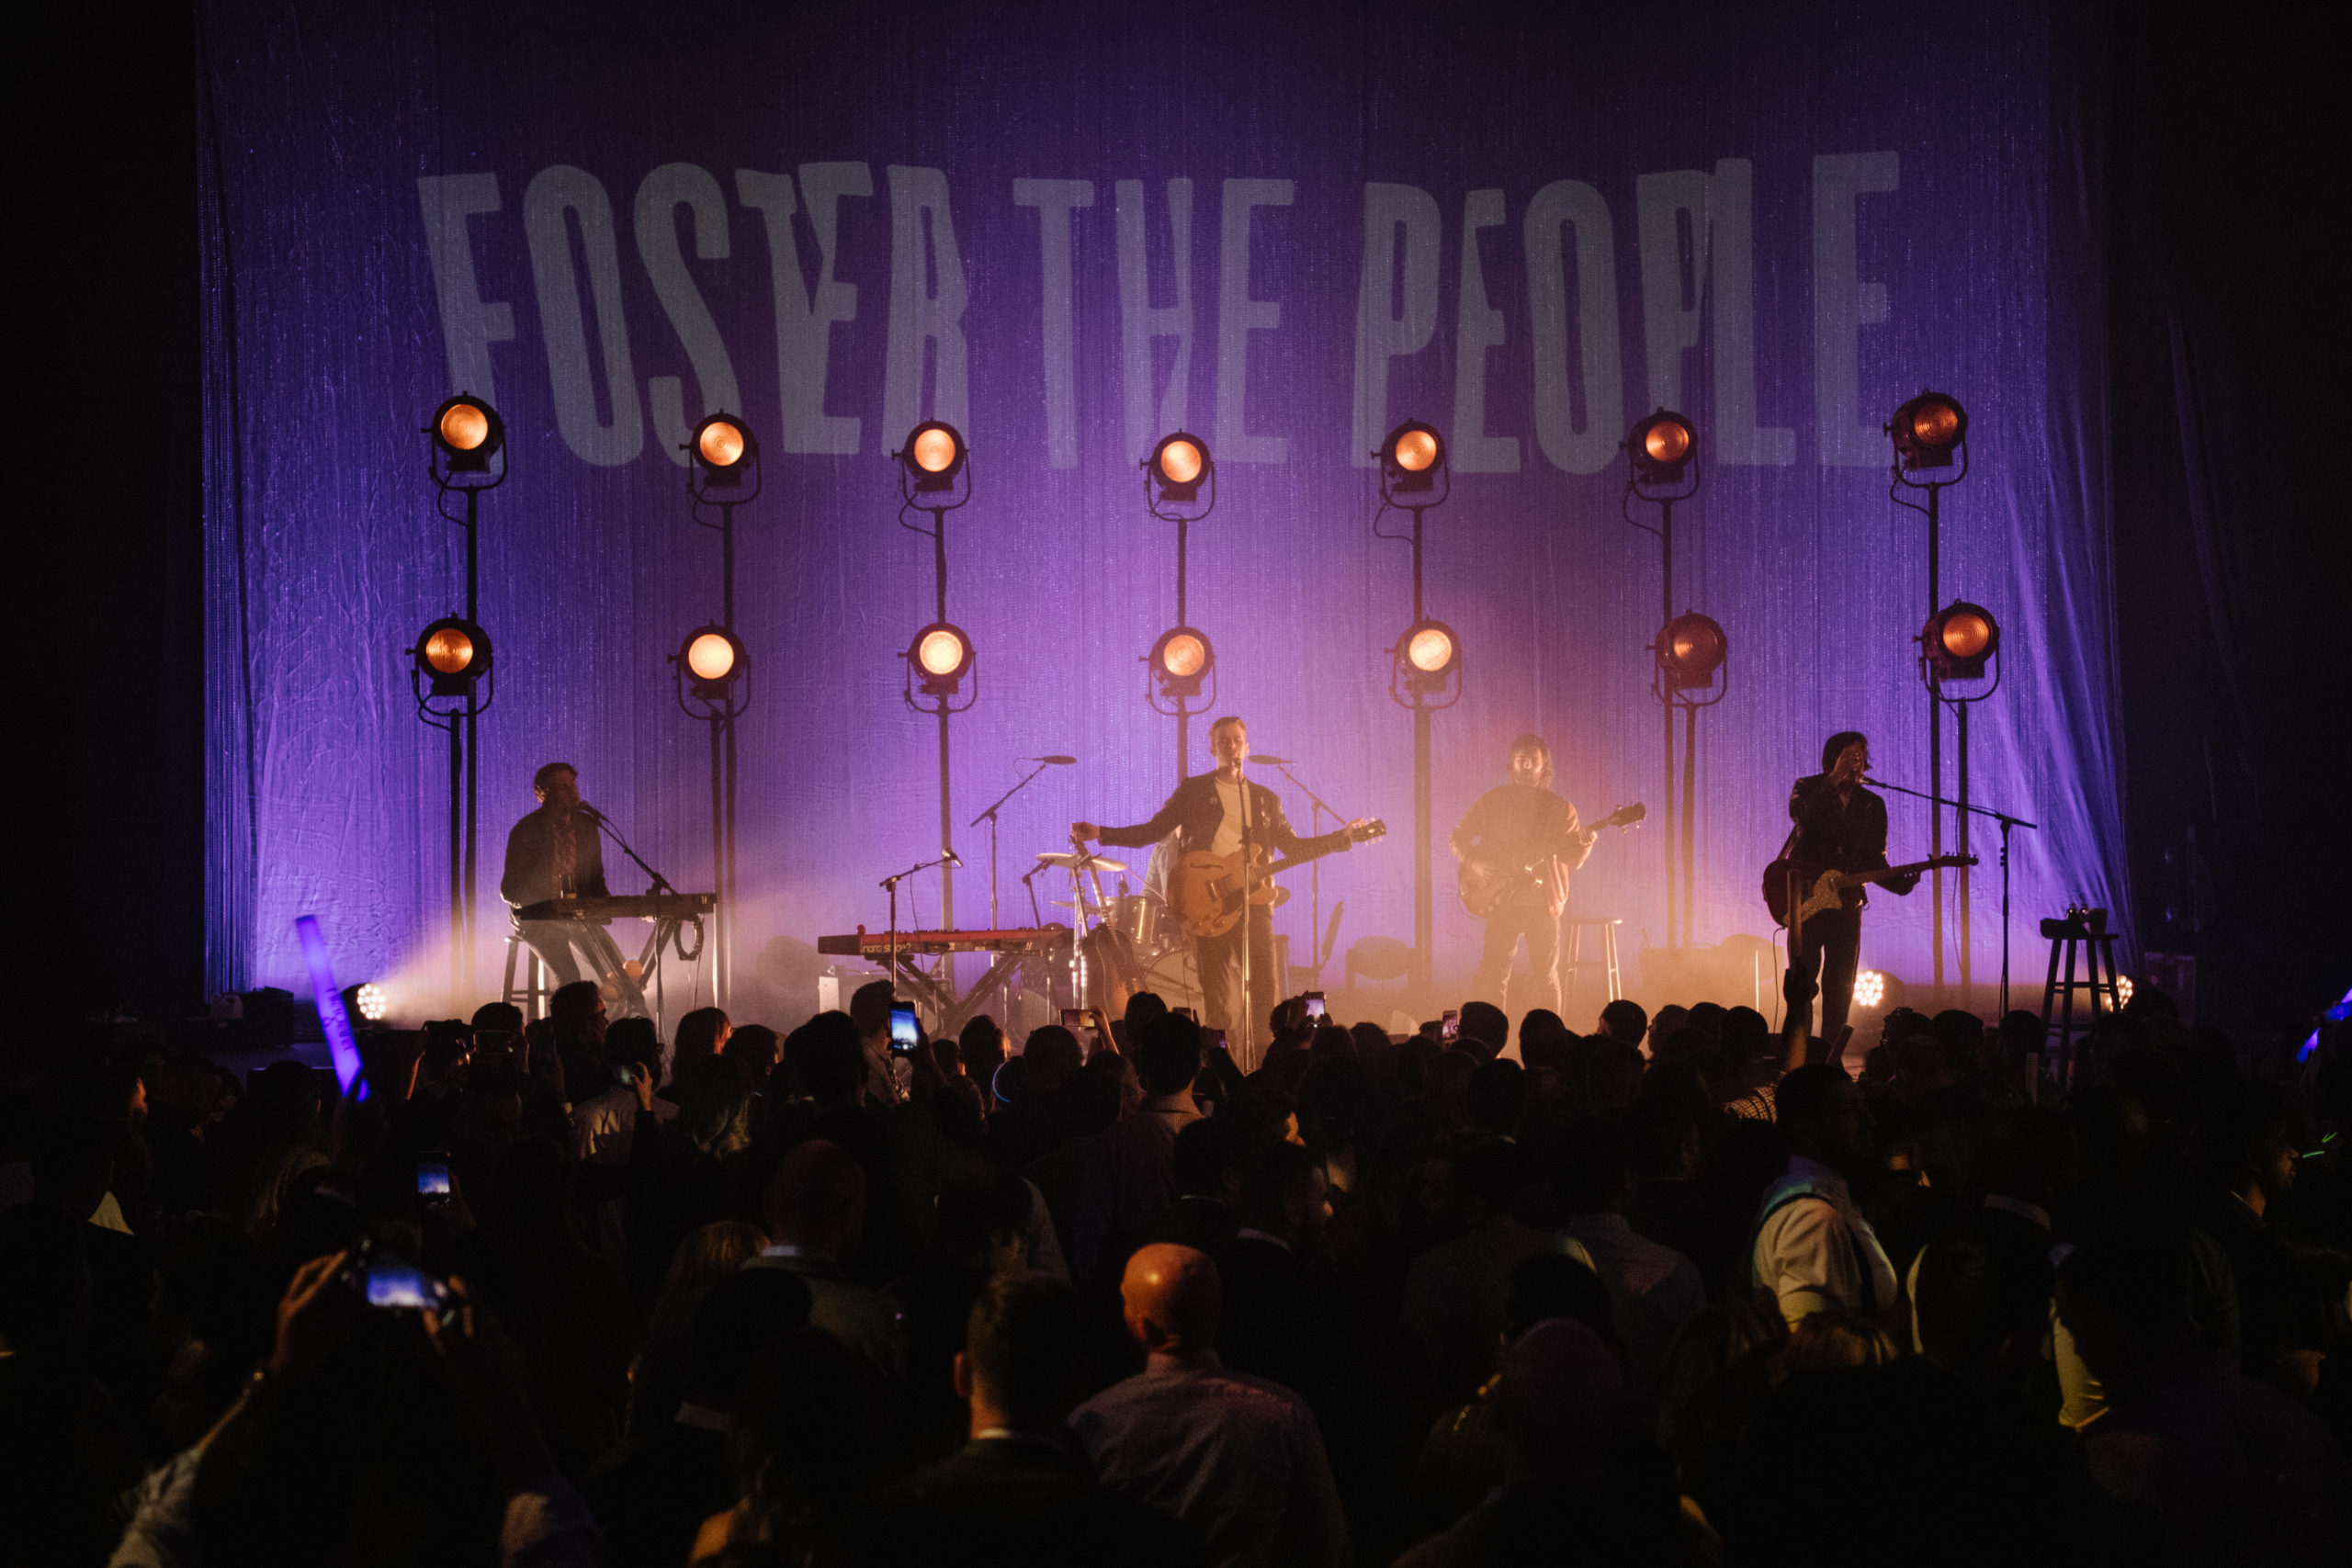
198;0;2126;1019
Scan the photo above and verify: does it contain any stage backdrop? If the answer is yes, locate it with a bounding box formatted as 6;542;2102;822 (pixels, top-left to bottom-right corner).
197;0;2127;1019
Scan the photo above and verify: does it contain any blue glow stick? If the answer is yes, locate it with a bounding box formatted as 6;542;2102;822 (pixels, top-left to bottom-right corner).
296;914;368;1100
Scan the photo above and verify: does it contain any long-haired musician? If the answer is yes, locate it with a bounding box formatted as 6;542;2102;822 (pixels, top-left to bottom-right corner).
1784;732;1918;1049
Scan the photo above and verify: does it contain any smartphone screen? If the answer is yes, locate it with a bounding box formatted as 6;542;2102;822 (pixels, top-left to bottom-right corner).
349;1251;448;1311
415;1154;451;1200
889;1003;921;1055
1060;1008;1086;1032
1204;1028;1228;1054
612;1063;636;1087
1304;992;1327;1021
1442;1009;1460;1042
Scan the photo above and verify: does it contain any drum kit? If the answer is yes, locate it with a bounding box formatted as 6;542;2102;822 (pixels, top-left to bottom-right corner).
1031;845;1207;1014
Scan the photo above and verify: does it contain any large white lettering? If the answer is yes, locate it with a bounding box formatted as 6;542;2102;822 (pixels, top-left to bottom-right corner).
1707;160;1792;466
523;165;643;467
1012;178;1095;469
1115;178;1193;466
1351;183;1441;468
736;164;870;456
1814;151;1899;467
882;166;970;446
634;164;742;468
1214;178;1293;465
417;174;514;408
1451;188;1517;474
1523;179;1623;475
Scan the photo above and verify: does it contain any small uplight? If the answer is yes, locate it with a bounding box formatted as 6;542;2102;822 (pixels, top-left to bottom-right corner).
1396;618;1461;692
1854;970;1888;1010
1380;421;1447;492
1888;391;1968;471
676;625;746;699
429;394;503;472
1150;432;1211;502
2113;975;2134;1009
1657;612;1728;691
413;616;492;695
910;621;975;696
902;422;967;491
1625;409;1696;485
1149;626;1215;698
691;412;755;483
1921;600;1999;681
354;983;390;1022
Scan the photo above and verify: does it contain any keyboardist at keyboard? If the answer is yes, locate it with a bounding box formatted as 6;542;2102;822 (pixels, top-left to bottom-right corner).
501;761;640;998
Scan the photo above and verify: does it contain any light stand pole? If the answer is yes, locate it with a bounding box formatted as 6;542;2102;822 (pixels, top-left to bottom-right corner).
896;423;974;975
1621;411;1699;949
685;414;761;1010
1868;769;2033;1010
1917;600;2003;992
409;618;493;995
1654;615;1728;948
673;627;748;1008
1887;392;1971;990
1374;422;1453;1003
1143;434;1217;784
424;395;505;996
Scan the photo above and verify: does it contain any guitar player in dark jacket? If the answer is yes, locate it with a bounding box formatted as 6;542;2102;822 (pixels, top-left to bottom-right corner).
1075;716;1367;1048
1451;734;1596;1020
1784;732;1918;1051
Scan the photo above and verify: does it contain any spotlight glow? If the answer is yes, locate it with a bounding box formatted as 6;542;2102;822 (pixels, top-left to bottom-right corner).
1161;632;1206;677
1393;427;1439;472
1854;970;1887;1010
438;402;489;452
424;626;475;676
686;632;737;682
1644;421;1691;465
1158;438;1204;485
355;982;389;1021
912;426;960;474
1940;609;1993;660
2113;975;2134;1009
697;420;746;468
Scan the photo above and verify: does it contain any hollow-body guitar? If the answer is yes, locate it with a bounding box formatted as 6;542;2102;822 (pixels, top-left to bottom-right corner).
1171;820;1387;940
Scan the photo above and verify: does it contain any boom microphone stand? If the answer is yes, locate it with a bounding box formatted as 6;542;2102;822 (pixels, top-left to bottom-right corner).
1258;753;1355;987
1865;774;2039;1012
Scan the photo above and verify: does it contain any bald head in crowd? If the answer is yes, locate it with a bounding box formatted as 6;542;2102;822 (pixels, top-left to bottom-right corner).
1120;1243;1222;1357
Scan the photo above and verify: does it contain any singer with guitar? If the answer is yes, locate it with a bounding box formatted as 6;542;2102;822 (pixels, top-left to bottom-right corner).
1776;732;1919;1053
1451;734;1628;1018
1074;716;1374;1043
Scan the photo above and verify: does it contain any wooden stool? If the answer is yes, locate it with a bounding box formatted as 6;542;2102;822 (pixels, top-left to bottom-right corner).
1563;918;1624;1016
2040;907;2123;1085
502;931;554;1021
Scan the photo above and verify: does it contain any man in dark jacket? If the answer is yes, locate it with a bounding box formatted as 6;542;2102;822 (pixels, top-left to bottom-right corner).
1075;716;1369;1049
1782;732;1917;1047
501;761;632;996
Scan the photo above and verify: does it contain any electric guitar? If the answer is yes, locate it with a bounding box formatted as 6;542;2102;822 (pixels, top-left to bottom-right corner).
1456;803;1646;919
1761;853;1976;929
1171;820;1387;940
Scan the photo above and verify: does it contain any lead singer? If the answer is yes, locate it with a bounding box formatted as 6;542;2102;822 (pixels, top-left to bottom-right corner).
1075;716;1368;1041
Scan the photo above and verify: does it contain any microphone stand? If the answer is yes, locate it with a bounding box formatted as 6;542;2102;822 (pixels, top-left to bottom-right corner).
880;853;957;997
968;760;1055;932
1865;776;2041;1013
1265;757;1354;986
582;806;679;1026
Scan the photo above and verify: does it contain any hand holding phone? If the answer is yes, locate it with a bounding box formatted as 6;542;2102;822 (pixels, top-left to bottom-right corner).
415;1152;452;1208
340;1241;451;1312
1442;1009;1461;1043
1304;992;1327;1021
889;1002;921;1056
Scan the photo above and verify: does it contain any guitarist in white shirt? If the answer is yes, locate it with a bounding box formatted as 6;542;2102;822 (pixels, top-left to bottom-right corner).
1784;732;1919;1051
1075;716;1369;1039
1449;735;1596;1019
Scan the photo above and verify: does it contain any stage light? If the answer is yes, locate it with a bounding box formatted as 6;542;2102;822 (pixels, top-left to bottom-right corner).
2113;975;2134;1009
430;394;503;470
413;615;492;696
1656;612;1727;691
1150;432;1210;502
1380;421;1447;492
1149;626;1215;698
1625;409;1697;485
910;621;975;697
1396;617;1461;692
1888;391;1968;471
1921;600;1999;681
677;625;746;700
901;421;967;492
352;982;390;1022
1854;970;1887;1010
690;412;756;484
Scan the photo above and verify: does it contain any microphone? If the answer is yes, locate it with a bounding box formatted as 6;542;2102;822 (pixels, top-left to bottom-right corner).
943;849;964;869
1026;755;1078;765
576;802;608;821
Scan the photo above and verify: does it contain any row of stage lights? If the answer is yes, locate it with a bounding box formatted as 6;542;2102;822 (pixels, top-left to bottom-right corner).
412;390;1993;709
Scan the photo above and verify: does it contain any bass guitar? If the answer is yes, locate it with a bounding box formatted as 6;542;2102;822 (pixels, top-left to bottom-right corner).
1761;853;1976;930
1171;819;1387;940
1456;803;1646;919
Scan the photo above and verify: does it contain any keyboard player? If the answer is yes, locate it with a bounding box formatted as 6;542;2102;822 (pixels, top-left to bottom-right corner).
502;762;635;999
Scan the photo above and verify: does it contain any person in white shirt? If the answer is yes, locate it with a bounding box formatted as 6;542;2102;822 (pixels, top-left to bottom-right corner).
1750;1065;1901;1333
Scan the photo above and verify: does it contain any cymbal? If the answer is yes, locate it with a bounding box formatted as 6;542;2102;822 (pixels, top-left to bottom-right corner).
1035;851;1126;872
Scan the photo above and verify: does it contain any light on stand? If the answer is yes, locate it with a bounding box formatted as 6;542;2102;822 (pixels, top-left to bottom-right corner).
1395;618;1462;695
1922;600;1999;682
1889;392;1968;472
1656;613;1728;692
1148;626;1215;700
689;412;756;485
1379;420;1447;494
910;622;975;699
413;616;492;697
901;421;967;492
1625;409;1696;487
1150;433;1211;504
678;625;747;701
430;394;504;472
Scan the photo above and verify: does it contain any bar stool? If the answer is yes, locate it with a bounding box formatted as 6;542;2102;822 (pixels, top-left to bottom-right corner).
1563;918;1624;1015
2040;906;2123;1085
502;931;554;1021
